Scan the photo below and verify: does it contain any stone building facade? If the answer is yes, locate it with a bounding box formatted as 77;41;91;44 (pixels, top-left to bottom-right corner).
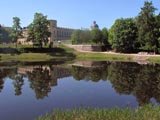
49;20;74;42
18;19;74;45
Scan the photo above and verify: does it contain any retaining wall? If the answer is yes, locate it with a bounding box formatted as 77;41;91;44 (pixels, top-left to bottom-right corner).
70;45;102;51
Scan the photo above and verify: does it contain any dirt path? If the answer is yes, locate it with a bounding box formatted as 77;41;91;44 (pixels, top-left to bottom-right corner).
64;44;160;62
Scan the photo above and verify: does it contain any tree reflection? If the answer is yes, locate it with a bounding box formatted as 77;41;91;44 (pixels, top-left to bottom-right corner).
0;61;160;106
0;69;5;92
0;78;4;92
72;61;160;106
134;65;160;105
72;61;109;82
108;62;160;106
12;74;24;96
0;68;17;93
72;66;89;80
27;66;52;99
108;62;138;95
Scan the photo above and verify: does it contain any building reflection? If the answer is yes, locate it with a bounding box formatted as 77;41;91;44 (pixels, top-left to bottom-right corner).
18;65;71;99
0;61;160;106
0;65;71;99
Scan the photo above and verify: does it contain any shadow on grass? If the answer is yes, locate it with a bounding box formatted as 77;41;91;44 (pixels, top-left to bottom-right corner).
0;48;20;54
0;47;76;60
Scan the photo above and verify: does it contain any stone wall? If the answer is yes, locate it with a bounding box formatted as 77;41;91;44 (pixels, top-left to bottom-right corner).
69;45;102;51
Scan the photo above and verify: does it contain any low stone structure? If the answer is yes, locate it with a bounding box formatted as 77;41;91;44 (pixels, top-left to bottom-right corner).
66;44;102;51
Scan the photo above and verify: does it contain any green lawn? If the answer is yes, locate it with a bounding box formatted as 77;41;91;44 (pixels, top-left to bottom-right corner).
0;44;160;63
0;53;56;62
148;56;160;63
60;45;133;61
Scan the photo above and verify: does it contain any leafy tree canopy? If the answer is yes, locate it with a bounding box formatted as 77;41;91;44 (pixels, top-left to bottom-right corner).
10;17;22;47
136;1;159;52
91;28;102;44
27;13;51;48
110;18;138;53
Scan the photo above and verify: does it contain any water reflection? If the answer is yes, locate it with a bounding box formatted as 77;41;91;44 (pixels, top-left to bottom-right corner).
26;66;70;99
0;67;17;93
109;62;160;105
0;61;160;120
0;61;160;105
72;61;109;82
72;61;160;106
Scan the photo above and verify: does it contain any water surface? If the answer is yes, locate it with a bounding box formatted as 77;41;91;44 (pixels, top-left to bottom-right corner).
0;61;159;120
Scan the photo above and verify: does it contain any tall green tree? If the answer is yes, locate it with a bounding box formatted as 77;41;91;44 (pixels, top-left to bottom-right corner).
91;28;102;44
27;13;51;48
136;1;159;53
101;28;108;45
71;29;81;44
10;17;22;47
0;24;2;42
110;18;138;53
155;13;160;50
71;29;91;44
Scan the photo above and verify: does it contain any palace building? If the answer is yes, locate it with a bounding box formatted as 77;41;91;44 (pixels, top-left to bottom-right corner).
17;19;75;45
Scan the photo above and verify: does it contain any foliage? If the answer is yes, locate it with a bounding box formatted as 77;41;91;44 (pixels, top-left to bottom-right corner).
71;29;91;44
0;26;12;43
71;28;108;45
155;13;160;49
110;18;138;53
101;27;109;46
136;1;159;52
91;28;102;44
0;25;1;41
10;17;22;47
27;13;51;48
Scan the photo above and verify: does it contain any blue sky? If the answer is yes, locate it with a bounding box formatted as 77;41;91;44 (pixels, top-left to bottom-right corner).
1;0;160;29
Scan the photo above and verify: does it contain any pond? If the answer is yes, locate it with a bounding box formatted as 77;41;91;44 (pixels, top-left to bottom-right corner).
0;60;160;120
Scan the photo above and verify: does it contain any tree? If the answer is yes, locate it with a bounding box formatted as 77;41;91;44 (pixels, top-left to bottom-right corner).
136;1;159;53
71;29;91;44
71;29;82;44
0;24;2;42
27;13;51;48
10;17;22;47
0;26;12;43
101;27;109;46
155;13;160;52
91;28;102;44
110;18;138;53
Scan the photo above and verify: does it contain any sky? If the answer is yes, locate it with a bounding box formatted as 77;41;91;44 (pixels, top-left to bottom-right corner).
1;0;160;29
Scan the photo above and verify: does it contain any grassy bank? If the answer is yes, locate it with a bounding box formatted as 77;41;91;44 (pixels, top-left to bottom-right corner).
60;45;133;61
37;104;160;120
76;52;132;61
148;56;160;63
0;44;160;63
0;53;56;62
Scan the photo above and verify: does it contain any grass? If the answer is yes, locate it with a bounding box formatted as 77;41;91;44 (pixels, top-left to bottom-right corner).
76;52;133;61
60;45;133;61
148;56;160;63
0;44;160;63
37;104;160;120
0;53;65;62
